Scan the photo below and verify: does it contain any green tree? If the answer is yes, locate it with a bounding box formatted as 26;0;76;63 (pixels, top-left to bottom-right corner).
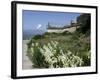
77;14;91;34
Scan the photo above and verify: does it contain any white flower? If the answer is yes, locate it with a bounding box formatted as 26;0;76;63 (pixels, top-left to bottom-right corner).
32;43;34;47
35;43;39;46
30;47;34;53
28;40;84;68
67;50;72;55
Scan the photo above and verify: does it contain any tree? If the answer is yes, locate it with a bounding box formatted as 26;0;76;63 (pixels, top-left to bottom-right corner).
77;14;91;34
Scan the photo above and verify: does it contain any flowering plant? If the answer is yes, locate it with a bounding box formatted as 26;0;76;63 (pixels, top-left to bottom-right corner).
27;41;84;68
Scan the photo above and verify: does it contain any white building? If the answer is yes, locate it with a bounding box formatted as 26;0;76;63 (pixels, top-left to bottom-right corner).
47;23;80;33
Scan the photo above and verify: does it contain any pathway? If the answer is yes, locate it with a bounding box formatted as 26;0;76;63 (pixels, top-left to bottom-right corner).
22;40;33;69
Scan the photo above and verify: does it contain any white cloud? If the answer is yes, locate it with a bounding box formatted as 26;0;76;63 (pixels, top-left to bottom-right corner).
36;24;42;29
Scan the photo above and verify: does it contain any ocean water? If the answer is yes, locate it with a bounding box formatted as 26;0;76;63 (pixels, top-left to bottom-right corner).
23;30;46;40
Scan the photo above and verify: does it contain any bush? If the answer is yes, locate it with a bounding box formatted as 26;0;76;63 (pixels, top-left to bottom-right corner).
32;35;44;40
27;41;84;68
61;31;71;35
77;14;91;34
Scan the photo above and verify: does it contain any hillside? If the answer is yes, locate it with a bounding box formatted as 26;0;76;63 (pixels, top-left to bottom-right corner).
27;31;90;68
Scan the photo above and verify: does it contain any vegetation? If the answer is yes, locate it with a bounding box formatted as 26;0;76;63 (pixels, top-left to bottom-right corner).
27;41;84;68
27;13;91;68
77;14;91;34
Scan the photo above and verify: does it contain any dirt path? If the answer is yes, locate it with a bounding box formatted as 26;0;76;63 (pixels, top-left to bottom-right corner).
22;40;33;69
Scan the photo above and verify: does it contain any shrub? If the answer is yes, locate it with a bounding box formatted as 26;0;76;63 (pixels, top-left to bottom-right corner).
77;14;91;34
27;41;84;68
61;31;71;35
32;35;44;40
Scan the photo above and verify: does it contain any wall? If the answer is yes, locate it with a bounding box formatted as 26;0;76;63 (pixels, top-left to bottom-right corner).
47;29;64;33
63;26;77;33
47;26;77;33
0;0;99;80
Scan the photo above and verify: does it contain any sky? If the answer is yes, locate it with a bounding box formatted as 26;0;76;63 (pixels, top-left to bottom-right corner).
22;10;81;31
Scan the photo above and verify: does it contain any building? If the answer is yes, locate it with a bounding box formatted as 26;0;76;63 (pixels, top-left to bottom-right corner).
47;22;80;33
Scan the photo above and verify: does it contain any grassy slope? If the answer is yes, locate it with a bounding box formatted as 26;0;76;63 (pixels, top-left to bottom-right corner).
27;31;91;66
